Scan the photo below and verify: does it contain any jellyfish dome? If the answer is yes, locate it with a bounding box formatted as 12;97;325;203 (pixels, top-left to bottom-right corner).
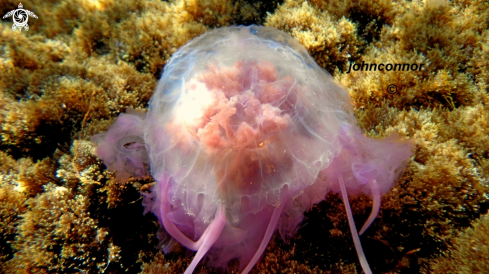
91;26;414;274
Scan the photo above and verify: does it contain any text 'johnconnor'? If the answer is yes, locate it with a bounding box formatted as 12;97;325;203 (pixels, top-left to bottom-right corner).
346;61;425;73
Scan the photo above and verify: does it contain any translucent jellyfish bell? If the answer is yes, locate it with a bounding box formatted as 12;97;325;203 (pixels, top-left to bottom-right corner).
146;26;356;215
92;26;414;274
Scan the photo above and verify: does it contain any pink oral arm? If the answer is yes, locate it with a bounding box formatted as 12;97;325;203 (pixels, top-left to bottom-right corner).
339;174;373;274
184;204;226;274
241;197;286;274
359;180;381;235
159;180;221;251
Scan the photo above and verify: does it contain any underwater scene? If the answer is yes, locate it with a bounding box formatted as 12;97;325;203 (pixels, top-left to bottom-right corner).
1;0;488;273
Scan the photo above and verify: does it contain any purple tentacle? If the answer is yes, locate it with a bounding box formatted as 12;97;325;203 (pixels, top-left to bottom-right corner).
241;188;288;274
359;179;381;235
184;205;226;274
338;173;372;274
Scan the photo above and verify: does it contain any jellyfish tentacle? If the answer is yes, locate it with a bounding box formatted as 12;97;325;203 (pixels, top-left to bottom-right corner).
338;174;372;274
184;204;226;274
359;179;381;235
241;203;285;274
241;189;288;274
159;180;199;250
159;178;217;251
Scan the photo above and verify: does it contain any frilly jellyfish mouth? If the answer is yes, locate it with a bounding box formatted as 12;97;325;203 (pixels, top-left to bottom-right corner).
164;59;299;200
91;25;414;274
171;60;295;146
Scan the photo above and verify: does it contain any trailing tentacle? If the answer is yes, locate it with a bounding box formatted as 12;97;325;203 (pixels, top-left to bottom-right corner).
359;179;381;235
338;174;372;274
241;188;288;274
159;177;218;251
184;205;226;274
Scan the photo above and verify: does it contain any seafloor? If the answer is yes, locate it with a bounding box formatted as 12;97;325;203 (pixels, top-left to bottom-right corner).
1;0;488;273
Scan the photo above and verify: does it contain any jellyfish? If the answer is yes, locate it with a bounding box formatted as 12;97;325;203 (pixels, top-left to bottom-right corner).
91;26;414;274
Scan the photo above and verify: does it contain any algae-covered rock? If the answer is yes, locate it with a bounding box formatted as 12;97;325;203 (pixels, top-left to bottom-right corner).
1;0;488;273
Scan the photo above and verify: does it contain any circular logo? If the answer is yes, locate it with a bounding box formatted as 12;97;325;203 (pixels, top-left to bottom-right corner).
3;3;38;32
387;84;397;94
13;9;29;27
